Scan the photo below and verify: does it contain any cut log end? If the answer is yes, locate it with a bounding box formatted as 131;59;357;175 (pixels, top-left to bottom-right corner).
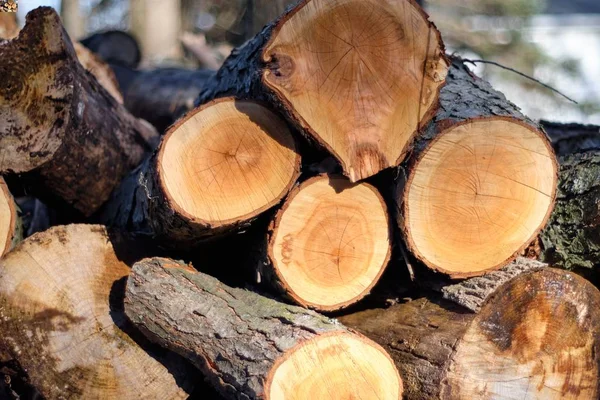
262;0;448;181
442;268;600;399
158;98;300;226
0;224;193;399
403;118;557;277
0;178;17;256
269;175;390;310
266;331;402;400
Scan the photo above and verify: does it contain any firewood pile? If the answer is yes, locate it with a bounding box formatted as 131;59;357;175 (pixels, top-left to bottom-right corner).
0;3;599;399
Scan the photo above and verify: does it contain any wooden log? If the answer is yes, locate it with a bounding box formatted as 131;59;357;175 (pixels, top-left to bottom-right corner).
0;8;159;216
122;67;214;133
197;0;449;182
536;122;600;272
73;41;124;104
259;174;391;311
0;224;195;399
0;177;20;257
101;97;300;245
80;30;141;68
340;262;600;400
124;257;403;400
394;59;558;279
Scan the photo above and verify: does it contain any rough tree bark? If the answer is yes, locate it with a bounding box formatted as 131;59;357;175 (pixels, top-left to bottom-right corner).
124;257;402;400
340;261;600;400
197;0;449;182
0;224;195;399
258;174;391;311
101;98;300;245
73;41;124;103
537;121;600;272
394;58;557;279
0;8;159;216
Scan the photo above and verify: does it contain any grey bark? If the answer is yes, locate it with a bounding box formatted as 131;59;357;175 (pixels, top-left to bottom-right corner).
124;257;346;400
440;257;546;312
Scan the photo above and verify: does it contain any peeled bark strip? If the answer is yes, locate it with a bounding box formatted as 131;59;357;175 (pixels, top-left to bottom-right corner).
198;0;449;182
0;8;159;216
538;128;600;271
101;98;300;244
261;174;391;311
341;266;600;400
124;257;402;400
0;177;21;256
395;59;558;278
0;225;194;399
123;67;214;132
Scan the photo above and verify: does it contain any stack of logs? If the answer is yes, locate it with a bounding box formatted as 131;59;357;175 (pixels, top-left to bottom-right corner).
0;3;599;399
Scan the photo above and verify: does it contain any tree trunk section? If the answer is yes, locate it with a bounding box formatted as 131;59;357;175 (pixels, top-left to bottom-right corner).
0;8;159;216
537;122;600;273
197;0;449;182
122;67;214;132
0;177;21;257
0;12;18;39
124;256;402;400
130;0;182;64
0;224;195;399
259;174;391;311
60;0;86;40
100;98;300;246
394;58;558;279
340;265;600;400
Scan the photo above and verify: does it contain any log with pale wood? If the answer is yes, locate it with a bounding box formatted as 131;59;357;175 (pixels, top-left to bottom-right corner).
197;0;449;182
259;174;391;311
0;8;158;216
1;1;599;399
0;224;195;398
0;177;20;257
394;59;558;279
101;97;300;244
340;260;600;399
124;256;403;400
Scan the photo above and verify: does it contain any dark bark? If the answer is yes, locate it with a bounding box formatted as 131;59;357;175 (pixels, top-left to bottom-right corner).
0;8;159;216
534;121;600;275
124;257;348;400
539;150;600;272
122;67;215;133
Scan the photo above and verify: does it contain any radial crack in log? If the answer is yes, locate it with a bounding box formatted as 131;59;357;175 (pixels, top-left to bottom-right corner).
124;257;403;399
198;0;449;181
0;224;195;399
0;7;159;216
0;177;21;257
261;174;391;311
341;265;600;400
101;98;301;245
395;59;558;278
